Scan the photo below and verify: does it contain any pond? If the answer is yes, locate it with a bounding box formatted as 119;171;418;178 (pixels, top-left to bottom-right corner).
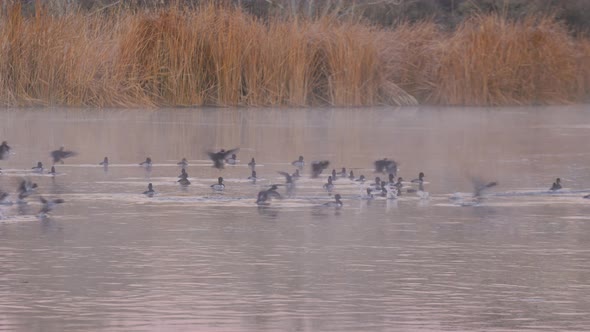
0;106;589;331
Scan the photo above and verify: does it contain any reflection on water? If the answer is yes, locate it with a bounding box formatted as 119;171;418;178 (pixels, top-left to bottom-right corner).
1;106;590;331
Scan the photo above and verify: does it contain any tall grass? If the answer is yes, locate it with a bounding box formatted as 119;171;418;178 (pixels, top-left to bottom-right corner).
0;4;588;107
432;15;587;105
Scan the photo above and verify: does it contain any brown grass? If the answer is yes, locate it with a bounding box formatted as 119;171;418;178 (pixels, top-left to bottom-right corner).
0;4;588;107
432;15;586;105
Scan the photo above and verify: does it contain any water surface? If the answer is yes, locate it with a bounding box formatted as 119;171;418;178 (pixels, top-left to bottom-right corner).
1;106;589;331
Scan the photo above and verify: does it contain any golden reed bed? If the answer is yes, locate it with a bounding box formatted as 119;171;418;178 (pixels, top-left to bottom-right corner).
0;4;588;107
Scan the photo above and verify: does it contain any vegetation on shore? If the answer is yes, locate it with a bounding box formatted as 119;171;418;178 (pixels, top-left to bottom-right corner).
0;2;588;107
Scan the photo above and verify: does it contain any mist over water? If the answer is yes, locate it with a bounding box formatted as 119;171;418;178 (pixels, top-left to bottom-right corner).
1;106;589;331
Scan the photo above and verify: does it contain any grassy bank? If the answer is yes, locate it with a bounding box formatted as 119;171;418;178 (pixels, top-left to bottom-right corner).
0;4;588;107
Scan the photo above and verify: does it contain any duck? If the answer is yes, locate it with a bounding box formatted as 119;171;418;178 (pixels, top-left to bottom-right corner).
178;177;191;186
374;158;398;175
48;166;57;176
331;169;337;180
383;184;398;199
178;168;188;179
394;177;403;189
407;183;422;194
339;168;347;177
355;175;366;183
387;173;395;185
18;179;38;200
278;171;296;195
177;158;188;168
473;179;498;198
226;153;238;165
583;194;590;199
248;158;256;169
255;190;272;206
323;176;334;193
211;177;225;191
292;156;305;168
248;170;257;183
311;160;330;178
51;146;77;164
0;141;11;160
550;178;562;191
207;148;239;169
38;196;65;215
0;190;10;204
32;162;44;173
361;188;374;200
100;157;109;172
322;194;343;207
292;169;301;179
256;185;282;205
369;177;382;190
411;172;425;183
143;183;155;197
379;182;389;197
266;185;282;199
348;170;355;180
139;157;152;168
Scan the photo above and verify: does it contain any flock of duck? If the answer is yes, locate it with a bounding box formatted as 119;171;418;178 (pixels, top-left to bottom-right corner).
0;140;578;219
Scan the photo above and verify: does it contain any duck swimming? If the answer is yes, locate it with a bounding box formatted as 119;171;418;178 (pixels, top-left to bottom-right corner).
211;177;225;191
143;183;155;197
349;170;355;180
100;157;109;172
550;178;562;191
0;141;11;160
394;177;403;189
248;158;256;169
32;162;43;173
369;177;382;190
292;169;301;178
411;172;425;183
361;188;374;200
48;166;57;176
248;170;257;183
177;158;188;168
226;154;238;165
322;194;343;207
207;148;239;170
339;168;347;177
178;177;191;186
355;175;366;183
311;160;330;178
323;176;334;193
177;166;189;183
139;157;152;168
292;156;304;168
51;146;77;164
331;169;337;180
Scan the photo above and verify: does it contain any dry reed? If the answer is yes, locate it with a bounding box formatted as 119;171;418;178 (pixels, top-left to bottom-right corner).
432;15;586;105
0;4;588;107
